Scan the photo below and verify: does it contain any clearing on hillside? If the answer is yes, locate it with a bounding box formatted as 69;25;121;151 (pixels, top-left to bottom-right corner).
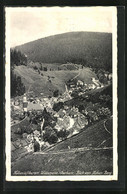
14;65;97;96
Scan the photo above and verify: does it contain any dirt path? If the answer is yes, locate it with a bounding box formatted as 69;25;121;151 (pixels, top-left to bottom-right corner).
34;146;113;155
11;116;28;127
104;119;112;135
71;69;81;81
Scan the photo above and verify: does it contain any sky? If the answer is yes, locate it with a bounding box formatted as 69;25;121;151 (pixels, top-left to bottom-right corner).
6;7;115;47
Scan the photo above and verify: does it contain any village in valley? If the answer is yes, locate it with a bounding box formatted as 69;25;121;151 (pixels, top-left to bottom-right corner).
10;31;113;175
11;63;112;163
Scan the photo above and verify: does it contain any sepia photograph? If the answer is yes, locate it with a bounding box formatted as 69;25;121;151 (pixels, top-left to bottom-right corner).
5;6;117;181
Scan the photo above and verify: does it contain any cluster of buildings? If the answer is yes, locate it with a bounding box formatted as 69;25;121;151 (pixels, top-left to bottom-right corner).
67;77;103;96
53;106;89;135
11;73;112;129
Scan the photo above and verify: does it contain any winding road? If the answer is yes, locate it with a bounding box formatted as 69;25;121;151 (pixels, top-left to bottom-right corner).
71;69;81;81
103;119;112;135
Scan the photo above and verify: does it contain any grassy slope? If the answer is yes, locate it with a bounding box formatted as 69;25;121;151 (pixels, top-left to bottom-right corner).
28;62;82;71
11;149;112;175
47;119;112;152
15;32;112;71
14;66;97;96
11;119;113;175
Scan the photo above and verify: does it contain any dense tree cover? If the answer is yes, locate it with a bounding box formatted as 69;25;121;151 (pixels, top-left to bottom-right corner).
33;66;38;70
53;102;64;112
23;108;71;144
43;126;58;144
71;90;79;98
87;85;112;110
11;70;25;97
42;108;57;128
15;32;112;73
11;49;26;97
11;49;27;67
56;128;70;140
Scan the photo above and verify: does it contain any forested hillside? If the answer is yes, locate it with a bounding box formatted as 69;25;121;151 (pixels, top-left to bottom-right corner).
15;31;112;72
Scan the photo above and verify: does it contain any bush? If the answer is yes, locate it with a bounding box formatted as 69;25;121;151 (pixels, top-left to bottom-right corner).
53;90;59;97
33;66;38;70
97;107;111;118
53;102;64;112
11;71;25;97
57;128;70;140
24;125;33;134
10;49;27;67
43;126;58;144
48;134;58;144
71;90;79;98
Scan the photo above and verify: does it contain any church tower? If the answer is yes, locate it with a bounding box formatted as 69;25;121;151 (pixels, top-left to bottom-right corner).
23;93;28;113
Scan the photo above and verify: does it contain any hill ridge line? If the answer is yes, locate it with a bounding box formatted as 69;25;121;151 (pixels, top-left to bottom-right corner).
14;31;112;48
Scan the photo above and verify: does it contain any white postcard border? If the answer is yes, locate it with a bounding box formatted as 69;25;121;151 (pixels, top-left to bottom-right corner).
5;6;118;181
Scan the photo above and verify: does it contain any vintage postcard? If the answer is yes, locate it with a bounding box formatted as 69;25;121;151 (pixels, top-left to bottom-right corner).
5;6;117;181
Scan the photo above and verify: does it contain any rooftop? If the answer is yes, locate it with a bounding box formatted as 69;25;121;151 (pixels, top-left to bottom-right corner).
27;102;42;111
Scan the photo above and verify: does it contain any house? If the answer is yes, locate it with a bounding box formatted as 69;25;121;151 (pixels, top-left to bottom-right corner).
69;107;78;118
23;94;27;102
108;74;112;80
91;77;96;82
91;77;100;87
27;102;42;112
77;80;84;86
88;84;96;90
55;115;73;131
70;84;75;88
76;113;88;128
23;102;28;112
14;100;20;106
58;109;66;118
104;73;108;78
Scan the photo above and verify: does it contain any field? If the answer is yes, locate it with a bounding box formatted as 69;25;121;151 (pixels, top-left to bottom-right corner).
14;65;97;96
11;119;113;175
12;149;112;175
